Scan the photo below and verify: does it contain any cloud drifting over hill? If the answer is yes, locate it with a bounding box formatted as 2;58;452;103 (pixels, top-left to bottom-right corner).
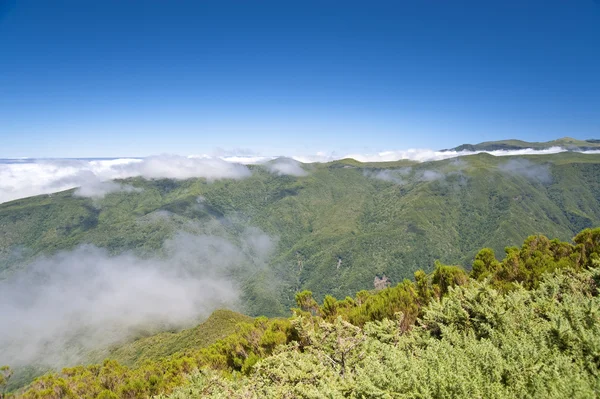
0;229;274;368
498;159;552;183
0;156;251;203
0;146;596;203
265;158;308;177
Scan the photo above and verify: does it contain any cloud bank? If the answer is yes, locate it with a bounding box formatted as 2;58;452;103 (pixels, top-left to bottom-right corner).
1;146;597;203
0;229;274;368
298;146;567;163
0;156;251;203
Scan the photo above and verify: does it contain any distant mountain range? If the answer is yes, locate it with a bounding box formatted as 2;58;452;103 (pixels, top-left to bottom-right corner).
446;137;600;152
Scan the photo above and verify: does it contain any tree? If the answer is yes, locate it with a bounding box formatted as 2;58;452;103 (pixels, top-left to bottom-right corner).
295;290;320;316
432;261;468;297
414;269;432;303
321;295;338;318
471;248;499;280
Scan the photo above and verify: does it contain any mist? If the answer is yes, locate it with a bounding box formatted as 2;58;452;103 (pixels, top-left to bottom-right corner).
364;168;411;185
266;158;308;177
0;228;274;368
365;167;450;185
497;159;552;183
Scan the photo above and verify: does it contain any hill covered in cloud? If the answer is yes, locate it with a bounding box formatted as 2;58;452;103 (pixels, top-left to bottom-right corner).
2;138;600;204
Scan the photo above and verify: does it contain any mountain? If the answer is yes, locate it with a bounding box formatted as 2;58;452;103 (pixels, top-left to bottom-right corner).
2;152;600;316
447;137;600;152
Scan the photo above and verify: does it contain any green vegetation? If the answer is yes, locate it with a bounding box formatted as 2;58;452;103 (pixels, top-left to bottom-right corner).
165;267;600;399
0;366;13;399
2;153;600;315
8;227;600;398
92;310;253;368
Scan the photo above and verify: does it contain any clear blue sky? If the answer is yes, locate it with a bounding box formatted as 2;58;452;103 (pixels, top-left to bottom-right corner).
1;0;599;157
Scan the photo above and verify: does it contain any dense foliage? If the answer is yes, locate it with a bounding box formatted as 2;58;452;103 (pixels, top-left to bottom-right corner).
165;267;600;398
8;227;600;398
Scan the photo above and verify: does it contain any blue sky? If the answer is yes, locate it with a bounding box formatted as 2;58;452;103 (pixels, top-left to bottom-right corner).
1;0;599;157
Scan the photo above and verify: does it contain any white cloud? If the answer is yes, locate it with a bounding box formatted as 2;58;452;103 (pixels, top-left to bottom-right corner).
291;152;338;163
289;146;570;164
126;155;251;180
365;167;450;185
342;146;567;163
74;180;140;199
0;156;251;204
0;229;274;368
221;155;276;164
1;146;597;203
364;168;411;184
265;158;308;177
497;159;552;183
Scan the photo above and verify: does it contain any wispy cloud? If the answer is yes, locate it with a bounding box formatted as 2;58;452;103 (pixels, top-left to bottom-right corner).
363;167;411;184
265;158;308;177
0;228;274;368
497;159;552;183
74;180;140;199
365;166;458;186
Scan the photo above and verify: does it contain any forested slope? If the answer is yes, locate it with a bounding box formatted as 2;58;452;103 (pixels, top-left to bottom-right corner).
2;153;600;314
5;227;600;398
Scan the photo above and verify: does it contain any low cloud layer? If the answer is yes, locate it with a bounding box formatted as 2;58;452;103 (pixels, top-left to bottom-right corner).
0;156;251;204
1;146;597;203
293;146;568;163
0;229;274;368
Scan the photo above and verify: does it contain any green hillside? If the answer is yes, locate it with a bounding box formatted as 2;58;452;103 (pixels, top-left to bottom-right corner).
94;309;253;368
2;152;600;315
448;137;600;152
1;310;253;392
8;227;600;399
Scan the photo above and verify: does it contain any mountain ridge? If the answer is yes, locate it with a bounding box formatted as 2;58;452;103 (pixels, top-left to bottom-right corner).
446;137;600;152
